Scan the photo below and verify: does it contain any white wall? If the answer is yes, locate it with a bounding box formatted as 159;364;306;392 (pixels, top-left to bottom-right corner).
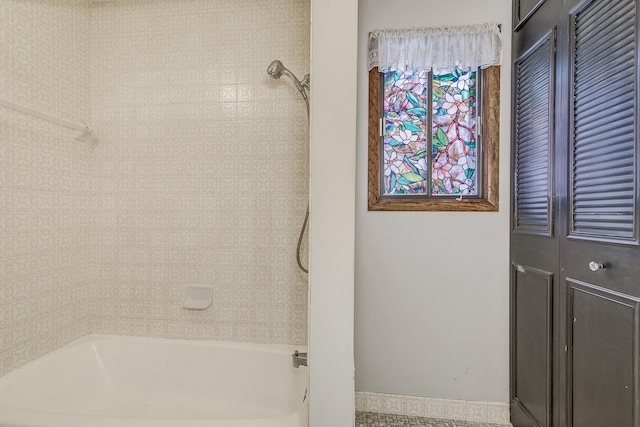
355;0;512;403
308;0;358;425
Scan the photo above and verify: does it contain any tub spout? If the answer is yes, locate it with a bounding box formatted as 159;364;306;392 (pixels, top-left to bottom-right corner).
292;351;307;368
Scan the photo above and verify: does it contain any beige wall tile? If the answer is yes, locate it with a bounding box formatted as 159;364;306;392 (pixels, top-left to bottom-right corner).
88;0;309;345
0;0;93;377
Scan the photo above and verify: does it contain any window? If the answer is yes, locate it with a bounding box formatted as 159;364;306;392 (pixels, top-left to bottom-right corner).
367;24;501;211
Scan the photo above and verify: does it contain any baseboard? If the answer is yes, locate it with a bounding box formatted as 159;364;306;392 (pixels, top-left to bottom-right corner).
355;391;511;425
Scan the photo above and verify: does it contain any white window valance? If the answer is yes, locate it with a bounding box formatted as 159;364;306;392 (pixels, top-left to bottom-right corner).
368;23;502;72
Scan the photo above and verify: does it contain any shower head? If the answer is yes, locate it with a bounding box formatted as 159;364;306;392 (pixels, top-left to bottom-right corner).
267;60;309;95
267;60;287;80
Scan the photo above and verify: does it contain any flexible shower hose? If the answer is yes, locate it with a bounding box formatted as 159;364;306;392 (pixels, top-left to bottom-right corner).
296;205;309;273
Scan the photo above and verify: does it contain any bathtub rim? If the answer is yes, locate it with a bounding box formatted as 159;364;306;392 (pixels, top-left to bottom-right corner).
0;405;309;427
0;334;309;427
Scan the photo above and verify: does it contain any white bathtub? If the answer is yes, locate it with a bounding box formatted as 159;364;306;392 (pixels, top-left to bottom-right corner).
0;336;308;427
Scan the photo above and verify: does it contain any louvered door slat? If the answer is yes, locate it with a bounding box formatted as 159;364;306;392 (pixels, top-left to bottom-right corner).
514;34;554;236
574;146;634;164
518;113;551;129
573;49;635;85
574;83;635;115
518;161;552;174
575;70;635;106
574;180;635;194
517;124;551;140
517;192;553;203
571;0;637;241
573;137;634;159
574;189;635;201
575;167;635;183
517;99;551;118
573;222;634;235
574;36;635;77
573;105;635;140
518;72;551;92
575;13;634;54
574;0;634;41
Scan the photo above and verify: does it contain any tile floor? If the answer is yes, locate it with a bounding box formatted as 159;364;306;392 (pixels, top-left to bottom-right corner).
356;411;510;427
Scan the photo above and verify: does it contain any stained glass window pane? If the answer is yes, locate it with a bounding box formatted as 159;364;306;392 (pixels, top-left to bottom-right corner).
431;68;478;196
382;69;429;195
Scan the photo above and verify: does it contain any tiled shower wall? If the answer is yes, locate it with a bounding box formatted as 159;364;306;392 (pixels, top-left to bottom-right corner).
88;0;310;344
1;0;309;377
0;0;93;377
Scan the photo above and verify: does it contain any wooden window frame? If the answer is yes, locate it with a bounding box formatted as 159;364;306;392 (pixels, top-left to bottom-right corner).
367;66;500;211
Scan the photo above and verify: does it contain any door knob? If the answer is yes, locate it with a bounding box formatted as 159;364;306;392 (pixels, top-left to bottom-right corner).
588;261;604;271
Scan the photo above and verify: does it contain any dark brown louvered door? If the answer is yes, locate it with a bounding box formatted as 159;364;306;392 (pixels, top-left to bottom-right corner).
511;25;558;427
561;0;640;425
512;0;640;425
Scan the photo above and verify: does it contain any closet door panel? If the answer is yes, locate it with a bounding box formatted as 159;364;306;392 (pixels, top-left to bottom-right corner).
515;0;547;29
513;266;553;427
568;282;637;427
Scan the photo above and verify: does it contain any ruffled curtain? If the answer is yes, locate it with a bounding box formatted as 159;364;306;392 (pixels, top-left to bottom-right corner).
368;23;502;72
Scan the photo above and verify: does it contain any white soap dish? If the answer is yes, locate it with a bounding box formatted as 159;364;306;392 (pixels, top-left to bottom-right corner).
183;284;214;310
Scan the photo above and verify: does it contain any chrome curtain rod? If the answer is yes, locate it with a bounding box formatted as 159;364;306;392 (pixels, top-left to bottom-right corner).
0;98;92;142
